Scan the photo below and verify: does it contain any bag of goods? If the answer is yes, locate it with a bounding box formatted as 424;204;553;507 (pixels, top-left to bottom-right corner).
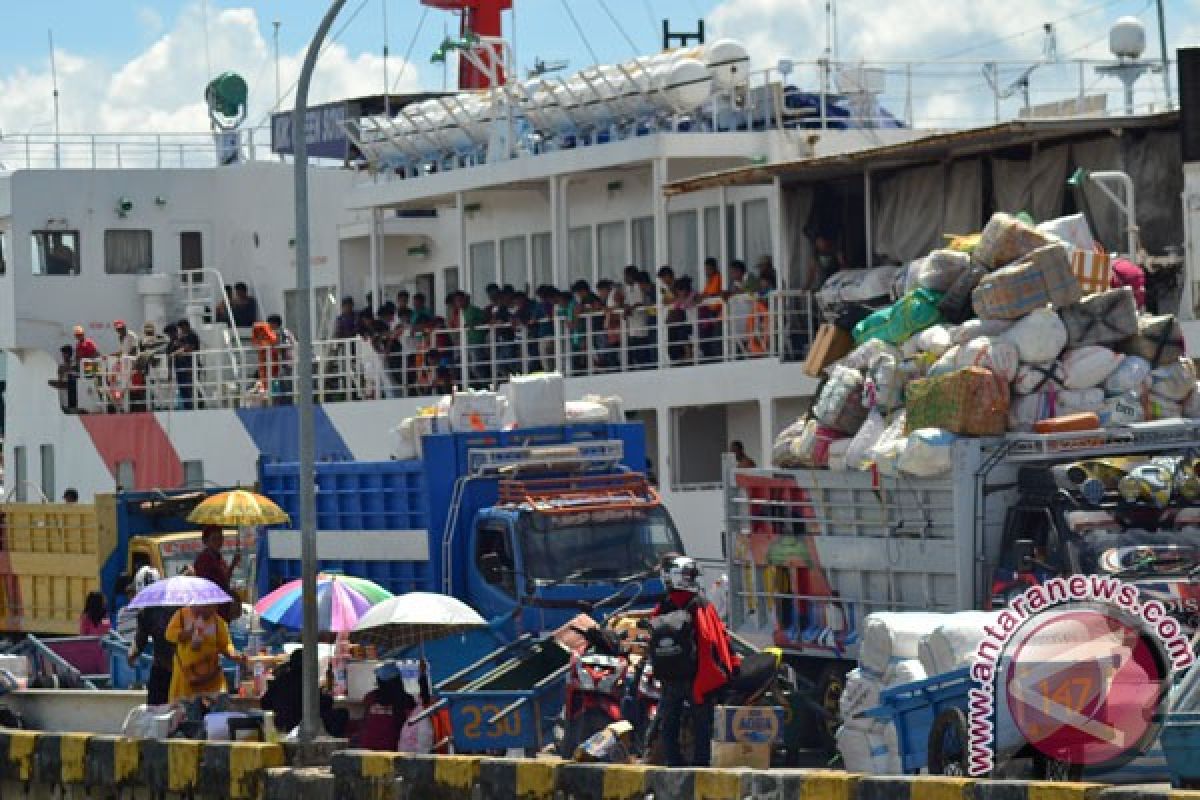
852;288;945;346
1147;395;1183;421
845;409;886;471
1034;412;1101;434
885;659;927;688
1068;249;1113;298
1110;258;1147;308
817;267;903;318
1099;391;1145;426
837;725;894;775
790;421;847;467
950;317;1014;345
972;243;1081;320
955;336;1019;383
1014;361;1066;395
1061;346;1123;390
1148;358;1198;402
392;418;418;461
864;351;916;414
772;418;809;467
804;323;855;378
902;324;953;359
827;438;853;472
937;262;988;324
505;372;566;428
918;612;1005;676
927;345;960;378
1185;385;1200;418
837;339;898;372
1002;307;1068;365
840;668;883;720
565;400;611;423
1058;287;1138;348
905;367;1010;436
870;412;909;477
1122;314;1185;367
813;366;868;434
1009;389;1105;431
898;428;957;477
1037;212;1096;253
859;612;947;675
905;249;971;293
974;211;1053;269
1104;355;1152;394
449;389;506;432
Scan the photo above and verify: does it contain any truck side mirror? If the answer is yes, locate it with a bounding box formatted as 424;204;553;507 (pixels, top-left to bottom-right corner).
1012;539;1036;570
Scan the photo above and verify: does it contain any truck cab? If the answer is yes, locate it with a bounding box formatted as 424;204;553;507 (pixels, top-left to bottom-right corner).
127;529;254;597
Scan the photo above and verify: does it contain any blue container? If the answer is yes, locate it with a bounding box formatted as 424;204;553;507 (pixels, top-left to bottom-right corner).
104;637;152;690
1163;712;1200;788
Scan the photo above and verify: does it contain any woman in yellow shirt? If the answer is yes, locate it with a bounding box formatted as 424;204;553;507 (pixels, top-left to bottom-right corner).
165;605;244;702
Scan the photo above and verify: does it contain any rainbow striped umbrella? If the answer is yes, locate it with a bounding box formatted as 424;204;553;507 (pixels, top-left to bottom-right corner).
255;574;392;633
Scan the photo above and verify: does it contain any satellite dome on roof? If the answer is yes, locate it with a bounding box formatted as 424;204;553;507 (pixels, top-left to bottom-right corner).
1109;16;1147;60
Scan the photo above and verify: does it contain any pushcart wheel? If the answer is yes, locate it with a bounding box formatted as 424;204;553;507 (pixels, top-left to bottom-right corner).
928;708;971;776
1032;752;1084;782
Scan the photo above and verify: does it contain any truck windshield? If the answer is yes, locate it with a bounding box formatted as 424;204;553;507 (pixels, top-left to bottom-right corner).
517;506;683;583
1075;529;1200;577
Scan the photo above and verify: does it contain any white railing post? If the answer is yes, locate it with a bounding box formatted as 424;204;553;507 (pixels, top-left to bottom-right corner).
655;302;667;370
458;322;469;391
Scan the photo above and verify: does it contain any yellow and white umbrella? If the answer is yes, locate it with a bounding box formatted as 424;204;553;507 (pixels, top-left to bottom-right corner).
187;489;290;527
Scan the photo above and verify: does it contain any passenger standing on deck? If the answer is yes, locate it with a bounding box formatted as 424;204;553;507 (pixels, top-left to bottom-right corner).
193;525;240;622
126;567;178;706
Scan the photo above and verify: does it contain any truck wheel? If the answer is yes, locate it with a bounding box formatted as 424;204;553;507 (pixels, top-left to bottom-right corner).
928;708;970;776
1032;752;1084;782
816;662;851;750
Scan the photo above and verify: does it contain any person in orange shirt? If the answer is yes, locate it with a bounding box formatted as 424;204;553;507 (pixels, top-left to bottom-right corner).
698;258;724;360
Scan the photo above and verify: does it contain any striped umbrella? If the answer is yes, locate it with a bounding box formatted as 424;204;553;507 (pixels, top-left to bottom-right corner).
187;489;290;527
255;574;392;633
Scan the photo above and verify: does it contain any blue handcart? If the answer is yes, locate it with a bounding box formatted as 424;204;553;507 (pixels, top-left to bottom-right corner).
862;667;975;775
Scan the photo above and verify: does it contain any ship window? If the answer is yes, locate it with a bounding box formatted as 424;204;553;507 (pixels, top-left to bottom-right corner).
597;221;627;282
180;231;203;271
743;198;772;267
104;229;153;275
631;216;654;271
12;446;26;501
31;230;80;276
499;236;527;291
39;445;54;503
116;460;135;491
568;226;593;284
531;232;552;287
669;405;727;490
469;241;496;294
667;211;699;282
183;460;204;487
442;267;460;312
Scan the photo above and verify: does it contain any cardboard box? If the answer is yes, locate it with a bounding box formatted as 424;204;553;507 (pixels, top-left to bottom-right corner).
803;324;853;378
710;741;771;769
711;705;786;744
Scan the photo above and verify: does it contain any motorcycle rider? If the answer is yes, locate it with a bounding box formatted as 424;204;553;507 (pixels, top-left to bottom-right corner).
651;555;736;767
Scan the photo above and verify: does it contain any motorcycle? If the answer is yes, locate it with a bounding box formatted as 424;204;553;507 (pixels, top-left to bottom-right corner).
558;623;631;757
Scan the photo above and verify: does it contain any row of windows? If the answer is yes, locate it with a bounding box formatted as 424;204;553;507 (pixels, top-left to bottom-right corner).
8;444;204;502
28;229;156;276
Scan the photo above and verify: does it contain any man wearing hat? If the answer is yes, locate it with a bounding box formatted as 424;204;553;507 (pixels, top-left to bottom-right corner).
72;325;99;361
112;320;138;357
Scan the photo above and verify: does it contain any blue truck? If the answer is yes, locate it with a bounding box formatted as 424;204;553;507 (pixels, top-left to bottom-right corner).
255;423;683;639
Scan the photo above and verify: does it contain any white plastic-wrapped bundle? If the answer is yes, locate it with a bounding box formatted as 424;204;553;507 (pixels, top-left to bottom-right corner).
582;393;626;423
1013;362;1066;395
846;409;886;471
951;318;1014;345
1009;389;1106;431
1104;355;1152;394
903;324;953;359
1002;308;1067;364
506;372;566;427
837;725;894;774
917;611;1004;676
839;339;899;372
870;412;908;478
884;658;927;688
1061;347;1123;390
565;400;611;423
839;667;884;722
827;438;852;472
955;336;1019;383
859;612;948;675
898;428;956;478
449;390;506;432
392;418;418;461
1037;213;1096;252
1149;358;1198;402
1098;391;1145;426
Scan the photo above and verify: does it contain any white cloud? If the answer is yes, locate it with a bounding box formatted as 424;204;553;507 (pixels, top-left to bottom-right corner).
136;6;164;37
0;3;420;145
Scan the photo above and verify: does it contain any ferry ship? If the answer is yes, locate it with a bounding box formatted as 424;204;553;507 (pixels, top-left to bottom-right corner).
0;4;1191;564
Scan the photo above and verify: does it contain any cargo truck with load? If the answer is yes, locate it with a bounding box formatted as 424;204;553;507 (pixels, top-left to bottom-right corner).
256;422;684;642
724;420;1200;748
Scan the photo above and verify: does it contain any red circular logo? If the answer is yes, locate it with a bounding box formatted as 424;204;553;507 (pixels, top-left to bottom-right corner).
1003;606;1167;768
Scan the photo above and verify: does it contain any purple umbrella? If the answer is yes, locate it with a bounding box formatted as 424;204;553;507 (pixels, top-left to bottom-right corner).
126;575;232;610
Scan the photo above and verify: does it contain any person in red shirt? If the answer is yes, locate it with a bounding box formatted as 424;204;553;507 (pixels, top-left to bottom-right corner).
355;662;415;751
193;525;240;621
73;325;99;361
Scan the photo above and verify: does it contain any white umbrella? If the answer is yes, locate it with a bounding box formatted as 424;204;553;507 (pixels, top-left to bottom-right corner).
350;592;487;651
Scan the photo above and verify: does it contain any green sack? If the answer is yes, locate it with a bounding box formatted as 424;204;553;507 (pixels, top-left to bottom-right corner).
852;288;945;346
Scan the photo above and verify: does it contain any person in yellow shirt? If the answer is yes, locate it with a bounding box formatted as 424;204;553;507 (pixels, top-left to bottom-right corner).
164;605;245;702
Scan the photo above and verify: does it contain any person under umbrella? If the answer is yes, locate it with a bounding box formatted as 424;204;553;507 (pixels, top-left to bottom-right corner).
126;567;178;706
260;648;347;738
192;525;241;622
164;602;245;703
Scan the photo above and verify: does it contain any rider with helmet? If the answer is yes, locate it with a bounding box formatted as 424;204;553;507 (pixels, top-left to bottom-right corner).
649;554;736;767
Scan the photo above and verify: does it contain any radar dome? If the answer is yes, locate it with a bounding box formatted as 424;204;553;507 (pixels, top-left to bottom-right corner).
1109;16;1146;59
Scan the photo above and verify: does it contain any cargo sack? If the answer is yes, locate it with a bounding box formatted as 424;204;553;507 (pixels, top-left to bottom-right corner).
1122;314;1185;368
771;417;810;467
1014;361;1066;395
813;366;868;434
1061;347;1123;390
864;350;916;414
846;409;886;471
905;249;971;293
785;420;846;467
974;211;1052;269
1002;307;1068;365
870;411;909;477
852;288;945;346
1149;358;1198;402
898;428;956;477
950;317;1014;345
938;262;988;324
972;243;1081;320
647;605;697;682
955;336;1019;383
903;324;953;359
1059;287;1138;347
837;339;899;372
817;267;903;320
1104;355;1152;394
904;366;1010;436
1037;213;1097;253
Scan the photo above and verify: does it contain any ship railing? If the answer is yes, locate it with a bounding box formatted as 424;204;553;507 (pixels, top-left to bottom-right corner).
0;129;276;170
64;290;815;412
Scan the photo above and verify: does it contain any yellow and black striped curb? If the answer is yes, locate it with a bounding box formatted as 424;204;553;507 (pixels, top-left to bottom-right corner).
331;749;402;800
200;742;286;799
394;754;482;800
264;765;335;800
556;763;656;800
0;729;39;783
140;738;207;795
85;734;140;789
476;757;561;800
858;775;976;800
974;780;1110;800
34;731;89;787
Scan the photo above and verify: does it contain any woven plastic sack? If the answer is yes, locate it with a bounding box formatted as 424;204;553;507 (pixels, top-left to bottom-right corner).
846;409;886;471
827;438;853;472
1037;213;1096;253
852;288;945;346
817;267;904;316
899;428;957;478
1098;391;1146;426
905;367;1009;436
813;365;868;434
1009;389;1105;431
789;421;847;467
1061;347;1123;390
772;418;809;467
937;263;988;324
950;318;1014;345
903;324;953;359
1059;287;1138;347
1014;362;1066;395
1149;358;1198;402
1002;308;1068;365
871;412;908;478
864;350;913;415
955;336;1019;383
906;249;970;293
972;244;1081;320
1122;314;1185;368
974;211;1052;269
837;339;899;372
1104;356;1151;394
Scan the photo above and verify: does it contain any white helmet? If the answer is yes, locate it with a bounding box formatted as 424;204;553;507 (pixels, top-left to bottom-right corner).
663;555;701;592
134;566;161;594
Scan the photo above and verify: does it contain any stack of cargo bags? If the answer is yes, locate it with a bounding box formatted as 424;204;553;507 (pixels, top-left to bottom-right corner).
837;611;1020;774
391;372;627;459
783;211;1196;477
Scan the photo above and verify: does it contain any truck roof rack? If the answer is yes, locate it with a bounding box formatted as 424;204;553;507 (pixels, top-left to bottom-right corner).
498;472;660;514
467;441;625;475
1005;420;1200;463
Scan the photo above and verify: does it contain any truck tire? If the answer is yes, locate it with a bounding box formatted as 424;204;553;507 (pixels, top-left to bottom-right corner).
815;662;851;750
928;708;971;776
1032;752;1084;782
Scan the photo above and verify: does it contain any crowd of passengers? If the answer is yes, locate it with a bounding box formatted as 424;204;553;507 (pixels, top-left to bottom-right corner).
55;258;780;409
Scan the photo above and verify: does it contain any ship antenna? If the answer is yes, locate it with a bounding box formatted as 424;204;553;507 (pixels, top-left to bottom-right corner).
382;0;391;117
48;30;61;169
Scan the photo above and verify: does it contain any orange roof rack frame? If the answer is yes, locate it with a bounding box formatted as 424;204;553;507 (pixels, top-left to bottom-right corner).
498;472;660;515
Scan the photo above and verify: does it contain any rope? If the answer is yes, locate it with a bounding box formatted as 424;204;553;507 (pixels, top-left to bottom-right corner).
393;5;430;93
598;0;643;59
559;0;601;67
